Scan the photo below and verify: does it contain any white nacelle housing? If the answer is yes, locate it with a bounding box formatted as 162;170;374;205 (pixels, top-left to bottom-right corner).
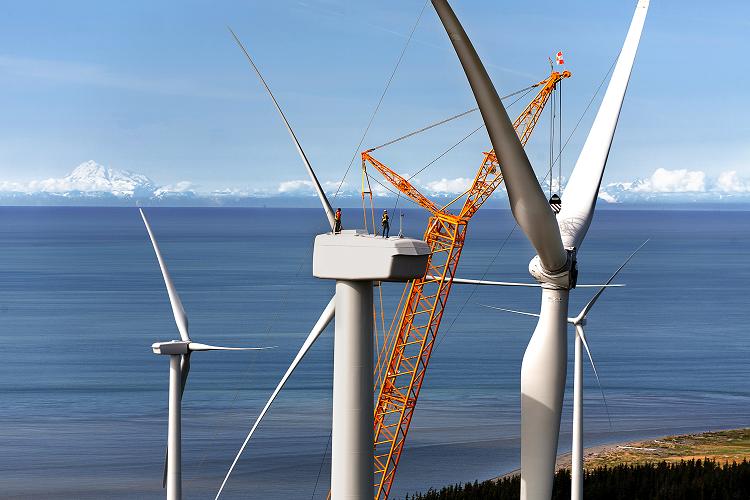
313;230;430;282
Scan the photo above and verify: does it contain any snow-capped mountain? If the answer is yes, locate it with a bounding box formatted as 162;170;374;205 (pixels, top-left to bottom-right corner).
58;161;157;197
0;160;200;203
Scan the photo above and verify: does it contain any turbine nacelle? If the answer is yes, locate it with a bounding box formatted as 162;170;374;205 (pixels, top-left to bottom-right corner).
153;341;191;355
313;230;430;282
152;341;269;356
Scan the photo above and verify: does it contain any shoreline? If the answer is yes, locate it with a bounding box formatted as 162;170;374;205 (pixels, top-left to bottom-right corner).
496;427;750;480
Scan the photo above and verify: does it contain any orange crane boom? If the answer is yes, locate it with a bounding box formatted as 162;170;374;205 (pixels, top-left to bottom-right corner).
365;69;570;499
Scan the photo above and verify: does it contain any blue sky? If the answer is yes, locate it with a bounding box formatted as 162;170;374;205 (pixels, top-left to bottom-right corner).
0;0;747;193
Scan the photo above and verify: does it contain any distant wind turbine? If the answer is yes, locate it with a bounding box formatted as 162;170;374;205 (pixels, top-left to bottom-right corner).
140;208;272;500
430;0;650;498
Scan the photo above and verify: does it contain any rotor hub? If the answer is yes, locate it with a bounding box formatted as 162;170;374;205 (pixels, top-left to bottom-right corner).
528;248;578;290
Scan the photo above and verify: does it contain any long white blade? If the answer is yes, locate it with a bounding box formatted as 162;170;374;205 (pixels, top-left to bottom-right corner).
433;275;623;288
140;209;189;342
480;304;540;318
228;27;335;230
430;0;567;273
576;325;612;429
188;343;275;352
558;0;650;249
215;296;335;500
575;239;648;322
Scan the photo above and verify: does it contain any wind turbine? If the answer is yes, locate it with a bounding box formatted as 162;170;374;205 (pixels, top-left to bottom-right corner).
483;239;647;500
214;30;430;499
140;208;272;500
430;0;650;498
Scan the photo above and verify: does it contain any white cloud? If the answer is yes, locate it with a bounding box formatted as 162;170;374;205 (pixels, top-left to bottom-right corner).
0;180;27;192
597;191;618;203
715;170;750;193
370;182;395;197
599;168;750;203
632;168;706;193
153;181;194;196
422;177;473;195
278;179;314;194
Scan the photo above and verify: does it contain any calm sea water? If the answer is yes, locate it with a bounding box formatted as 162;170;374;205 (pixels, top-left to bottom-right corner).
0;206;748;499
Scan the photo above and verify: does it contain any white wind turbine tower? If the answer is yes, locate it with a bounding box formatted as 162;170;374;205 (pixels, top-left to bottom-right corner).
214;30;430;500
140;208;272;500
430;0;650;498
484;239;648;500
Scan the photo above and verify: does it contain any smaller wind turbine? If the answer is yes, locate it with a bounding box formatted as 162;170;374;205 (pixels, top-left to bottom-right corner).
483;239;647;500
140;208;272;500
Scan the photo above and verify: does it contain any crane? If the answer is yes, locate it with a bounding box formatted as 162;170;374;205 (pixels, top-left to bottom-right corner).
364;68;571;499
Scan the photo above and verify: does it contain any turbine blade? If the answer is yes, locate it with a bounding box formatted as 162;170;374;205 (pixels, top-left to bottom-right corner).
577;239;648;321
179;353;191;400
215;296;335;500
432;275;624;288
574;284;624;289
480;304;540;318
558;0;650;248
140;209;190;342
162;448;168;488
188;343;275;352
431;0;567;273
576;325;613;430
228;27;336;230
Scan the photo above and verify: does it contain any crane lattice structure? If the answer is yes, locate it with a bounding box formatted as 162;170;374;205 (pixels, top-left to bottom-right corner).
363;68;571;499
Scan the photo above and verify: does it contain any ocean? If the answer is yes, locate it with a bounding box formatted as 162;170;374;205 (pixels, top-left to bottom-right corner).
0;206;748;499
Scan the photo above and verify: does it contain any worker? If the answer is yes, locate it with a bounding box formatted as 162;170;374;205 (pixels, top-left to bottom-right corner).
381;209;390;238
334;208;342;233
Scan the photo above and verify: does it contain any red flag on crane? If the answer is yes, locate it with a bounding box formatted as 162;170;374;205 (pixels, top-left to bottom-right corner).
555;51;565;65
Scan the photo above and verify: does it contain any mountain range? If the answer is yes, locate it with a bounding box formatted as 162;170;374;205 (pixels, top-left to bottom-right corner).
1;161;749;207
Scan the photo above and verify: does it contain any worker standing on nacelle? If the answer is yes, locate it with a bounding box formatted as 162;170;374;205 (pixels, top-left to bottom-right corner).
381;210;390;238
334;208;342;233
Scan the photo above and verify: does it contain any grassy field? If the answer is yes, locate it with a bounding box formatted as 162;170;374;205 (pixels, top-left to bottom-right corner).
567;428;750;470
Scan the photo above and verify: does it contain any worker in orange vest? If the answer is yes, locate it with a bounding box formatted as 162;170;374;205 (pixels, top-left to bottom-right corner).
334;208;342;233
381;209;390;238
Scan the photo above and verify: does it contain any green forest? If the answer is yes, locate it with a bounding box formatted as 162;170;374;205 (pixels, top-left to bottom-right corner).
405;459;750;500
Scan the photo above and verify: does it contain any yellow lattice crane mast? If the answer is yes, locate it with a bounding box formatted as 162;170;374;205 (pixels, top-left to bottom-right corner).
363;68;571;499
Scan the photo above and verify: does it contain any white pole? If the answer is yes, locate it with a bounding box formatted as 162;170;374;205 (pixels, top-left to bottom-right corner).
331;280;374;499
571;326;584;500
521;287;569;500
167;355;182;500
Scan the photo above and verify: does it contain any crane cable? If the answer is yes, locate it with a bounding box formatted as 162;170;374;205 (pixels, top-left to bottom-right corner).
558;79;563;196
332;0;429;201
366;83;539;153
549;82;555;197
389;84;537;212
